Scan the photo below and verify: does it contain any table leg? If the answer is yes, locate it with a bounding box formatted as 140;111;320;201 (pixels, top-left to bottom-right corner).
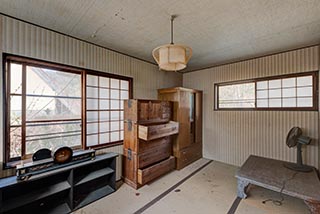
237;179;250;199
304;200;320;214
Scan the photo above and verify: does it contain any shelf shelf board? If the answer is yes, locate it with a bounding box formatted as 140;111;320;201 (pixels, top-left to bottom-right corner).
46;202;71;214
3;181;71;212
75;185;115;210
75;167;114;186
0;153;118;189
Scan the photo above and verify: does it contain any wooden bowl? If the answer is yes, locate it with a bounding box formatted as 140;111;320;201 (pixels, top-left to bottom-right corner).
53;147;73;164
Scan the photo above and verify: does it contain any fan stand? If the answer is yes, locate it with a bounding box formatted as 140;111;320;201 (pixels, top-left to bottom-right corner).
284;143;313;172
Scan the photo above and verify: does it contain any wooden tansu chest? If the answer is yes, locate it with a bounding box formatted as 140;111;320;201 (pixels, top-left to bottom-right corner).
158;87;203;170
122;99;178;189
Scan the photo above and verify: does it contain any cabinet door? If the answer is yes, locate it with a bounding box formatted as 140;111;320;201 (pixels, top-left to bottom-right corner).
178;91;191;149
189;92;196;144
195;92;202;144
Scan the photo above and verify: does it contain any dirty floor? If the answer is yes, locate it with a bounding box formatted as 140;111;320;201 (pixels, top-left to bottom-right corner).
74;158;309;214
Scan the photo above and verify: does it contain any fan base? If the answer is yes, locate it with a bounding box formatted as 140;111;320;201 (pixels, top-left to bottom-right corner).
284;163;313;172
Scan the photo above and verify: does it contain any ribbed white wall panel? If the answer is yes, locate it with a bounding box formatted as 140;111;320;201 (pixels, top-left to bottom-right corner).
0;15;182;179
184;46;320;169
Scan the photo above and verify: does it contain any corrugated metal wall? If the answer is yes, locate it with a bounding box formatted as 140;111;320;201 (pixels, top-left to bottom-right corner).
183;46;320;169
0;15;182;179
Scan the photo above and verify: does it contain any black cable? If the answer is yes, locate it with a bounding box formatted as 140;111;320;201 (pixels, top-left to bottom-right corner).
262;171;299;206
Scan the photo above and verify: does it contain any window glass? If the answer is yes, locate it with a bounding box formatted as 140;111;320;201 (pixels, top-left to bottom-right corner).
99;77;109;87
257;90;268;99
99;88;109;99
283;98;296;107
87;75;98;86
282;78;295;87
269;99;281;107
10;95;22;125
121;90;129;100
218;83;255;108
297;87;312;97
297;76;312;86
268;80;281;89
87;87;99;98
282;88;296;97
257;99;268;107
110;78;120;88
269;89;281;98
257;81;267;90
297;98;312;107
10;127;22;158
110;89;120;99
121;80;129;90
10;64;23;94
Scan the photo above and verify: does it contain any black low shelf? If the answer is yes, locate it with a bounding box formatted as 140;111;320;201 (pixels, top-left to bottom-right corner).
3;180;71;212
0;153;118;214
74;185;115;210
75;167;114;186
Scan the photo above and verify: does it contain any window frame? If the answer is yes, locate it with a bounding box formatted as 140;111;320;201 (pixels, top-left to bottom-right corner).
214;71;318;111
84;71;132;150
3;53;133;166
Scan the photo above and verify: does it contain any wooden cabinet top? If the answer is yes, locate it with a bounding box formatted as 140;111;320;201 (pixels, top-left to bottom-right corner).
158;87;202;94
124;99;172;124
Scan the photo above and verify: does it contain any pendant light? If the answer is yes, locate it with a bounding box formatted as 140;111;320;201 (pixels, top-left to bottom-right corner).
152;15;192;72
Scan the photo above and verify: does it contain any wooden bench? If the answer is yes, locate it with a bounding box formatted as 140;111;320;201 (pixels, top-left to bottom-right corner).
236;155;320;213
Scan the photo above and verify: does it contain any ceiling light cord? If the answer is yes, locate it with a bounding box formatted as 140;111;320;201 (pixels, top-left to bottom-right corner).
170;15;174;45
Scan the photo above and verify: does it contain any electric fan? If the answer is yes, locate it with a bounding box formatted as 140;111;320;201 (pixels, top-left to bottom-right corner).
284;127;313;172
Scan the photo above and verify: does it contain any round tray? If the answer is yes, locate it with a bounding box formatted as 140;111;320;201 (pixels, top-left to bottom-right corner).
53;147;73;164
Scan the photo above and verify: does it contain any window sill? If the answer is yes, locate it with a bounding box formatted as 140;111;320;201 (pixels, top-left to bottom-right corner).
87;141;123;150
4;158;33;170
4;142;123;170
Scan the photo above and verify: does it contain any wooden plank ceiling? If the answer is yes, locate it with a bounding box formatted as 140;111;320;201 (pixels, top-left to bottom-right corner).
0;0;320;72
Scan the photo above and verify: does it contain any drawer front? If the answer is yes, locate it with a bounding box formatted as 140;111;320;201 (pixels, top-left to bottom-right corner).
138;156;175;185
124;99;172;124
177;144;202;170
139;136;171;153
138;121;179;141
149;101;172;123
138;141;172;168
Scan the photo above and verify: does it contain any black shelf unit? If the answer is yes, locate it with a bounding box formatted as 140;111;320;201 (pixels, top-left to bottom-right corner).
0;153;118;214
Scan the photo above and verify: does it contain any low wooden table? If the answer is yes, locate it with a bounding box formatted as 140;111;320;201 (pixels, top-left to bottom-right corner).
236;155;320;213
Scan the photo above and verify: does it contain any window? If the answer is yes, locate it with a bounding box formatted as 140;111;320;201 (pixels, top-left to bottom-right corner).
215;72;318;111
5;55;132;163
85;74;129;147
